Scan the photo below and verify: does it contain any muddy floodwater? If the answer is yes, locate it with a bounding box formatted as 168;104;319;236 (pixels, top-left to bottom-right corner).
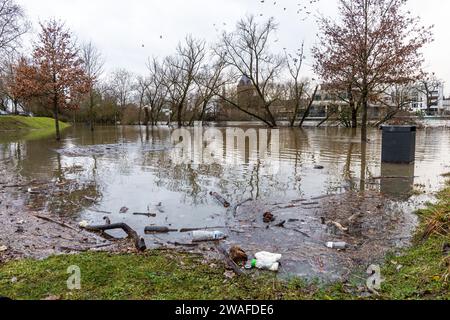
1;123;450;281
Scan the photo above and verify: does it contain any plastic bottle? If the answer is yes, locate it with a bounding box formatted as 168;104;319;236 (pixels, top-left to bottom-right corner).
250;252;282;272
192;230;226;242
326;242;348;250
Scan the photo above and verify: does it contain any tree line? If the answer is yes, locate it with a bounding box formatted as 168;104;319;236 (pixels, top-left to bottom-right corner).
0;0;435;141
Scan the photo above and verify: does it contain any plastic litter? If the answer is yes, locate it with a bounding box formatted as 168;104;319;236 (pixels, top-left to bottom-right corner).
192;230;226;242
250;251;282;272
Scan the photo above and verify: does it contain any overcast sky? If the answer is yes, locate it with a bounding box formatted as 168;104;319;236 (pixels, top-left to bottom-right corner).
17;0;450;95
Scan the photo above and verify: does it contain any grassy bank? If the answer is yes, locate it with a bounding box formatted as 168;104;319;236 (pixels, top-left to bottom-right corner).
0;116;70;132
0;181;449;300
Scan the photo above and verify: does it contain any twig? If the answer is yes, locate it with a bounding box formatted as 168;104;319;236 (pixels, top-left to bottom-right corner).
33;215;79;232
233;198;252;216
133;212;157;217
82;223;146;251
167;241;199;247
215;244;244;276
210;192;231;208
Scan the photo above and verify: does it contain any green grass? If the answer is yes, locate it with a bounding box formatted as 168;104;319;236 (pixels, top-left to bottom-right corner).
378;181;450;299
0;116;70;131
0;182;449;300
0;251;351;300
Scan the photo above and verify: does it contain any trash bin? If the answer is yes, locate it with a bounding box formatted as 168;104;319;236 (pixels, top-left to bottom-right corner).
381;126;416;163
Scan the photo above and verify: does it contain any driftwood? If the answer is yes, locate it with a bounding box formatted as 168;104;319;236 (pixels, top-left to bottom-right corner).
215;244;244;276
275;220;286;228
167;241;199;247
233;198;252;216
144;226;178;234
301;202;320;206
59;244;112;252
33;215;79;232
87;208;112;214
82;223;146;251
210;192;230;208
133;212;157;217
311;194;336;201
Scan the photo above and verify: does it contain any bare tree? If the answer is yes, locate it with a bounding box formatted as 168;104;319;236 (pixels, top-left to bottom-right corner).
110;68;134;108
0;54;20;113
416;73;443;115
188;54;227;125
134;75;149;125
373;83;415;126
313;0;433;141
216;15;284;127
163;36;206;128
285;44;306;127
82;41;104;131
0;0;29;55
145;58;168;126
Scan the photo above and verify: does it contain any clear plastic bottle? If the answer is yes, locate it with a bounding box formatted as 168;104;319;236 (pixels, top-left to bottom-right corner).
326;242;348;249
192;230;226;242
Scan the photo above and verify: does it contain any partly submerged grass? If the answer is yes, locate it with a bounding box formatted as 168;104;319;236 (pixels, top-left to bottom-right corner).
0;116;70;132
0;183;449;300
0;251;350;300
380;180;450;299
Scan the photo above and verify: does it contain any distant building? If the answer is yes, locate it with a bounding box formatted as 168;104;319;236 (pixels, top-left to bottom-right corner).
408;83;445;115
443;98;450;115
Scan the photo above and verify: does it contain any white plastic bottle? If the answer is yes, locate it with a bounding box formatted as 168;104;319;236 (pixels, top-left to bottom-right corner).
251;252;282;272
326;242;348;250
192;230;226;242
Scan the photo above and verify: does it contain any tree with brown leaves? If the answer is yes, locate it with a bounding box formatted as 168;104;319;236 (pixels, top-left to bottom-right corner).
313;0;433;141
14;20;89;140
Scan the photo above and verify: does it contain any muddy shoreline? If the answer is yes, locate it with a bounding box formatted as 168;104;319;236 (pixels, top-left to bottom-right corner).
0;156;418;282
0;161;125;263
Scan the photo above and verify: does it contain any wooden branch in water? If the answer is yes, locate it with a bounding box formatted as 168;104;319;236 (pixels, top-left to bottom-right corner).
82;223;146;252
215;244;244;276
210;192;231;208
167;241;199;248
133;212;157;217
144;226;178;234
33;215;79;232
233;198;252;216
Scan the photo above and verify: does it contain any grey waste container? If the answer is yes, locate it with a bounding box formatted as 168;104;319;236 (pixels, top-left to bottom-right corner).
381;126;416;163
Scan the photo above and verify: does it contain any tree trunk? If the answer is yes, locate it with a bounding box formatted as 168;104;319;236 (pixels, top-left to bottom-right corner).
53;97;61;141
144;107;150;126
290;84;304;127
13;100;18;115
89;89;95;132
351;106;358;128
299;86;319;128
177;104;183;128
265;106;277;127
361;88;368;142
348;86;357;128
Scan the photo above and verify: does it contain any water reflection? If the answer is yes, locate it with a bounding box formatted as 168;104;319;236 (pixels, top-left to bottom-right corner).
0;125;449;235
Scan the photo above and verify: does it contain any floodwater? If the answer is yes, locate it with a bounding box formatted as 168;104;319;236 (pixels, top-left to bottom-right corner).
1;123;449;281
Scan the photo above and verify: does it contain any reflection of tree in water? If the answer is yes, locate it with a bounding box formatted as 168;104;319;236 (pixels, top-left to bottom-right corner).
0;136;102;218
